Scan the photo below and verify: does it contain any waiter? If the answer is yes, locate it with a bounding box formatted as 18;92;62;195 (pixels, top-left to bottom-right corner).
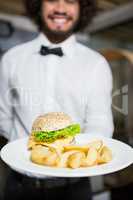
0;0;114;199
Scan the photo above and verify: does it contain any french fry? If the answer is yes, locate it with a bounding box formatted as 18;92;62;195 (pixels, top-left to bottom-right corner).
64;145;89;153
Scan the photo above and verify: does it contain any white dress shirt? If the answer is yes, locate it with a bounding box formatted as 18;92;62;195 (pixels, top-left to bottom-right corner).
0;33;114;141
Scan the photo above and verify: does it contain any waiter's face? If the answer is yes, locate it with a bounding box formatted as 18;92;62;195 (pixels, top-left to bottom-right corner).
42;0;80;35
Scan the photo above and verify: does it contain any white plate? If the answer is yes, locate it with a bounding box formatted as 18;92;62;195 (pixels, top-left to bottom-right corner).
1;134;133;178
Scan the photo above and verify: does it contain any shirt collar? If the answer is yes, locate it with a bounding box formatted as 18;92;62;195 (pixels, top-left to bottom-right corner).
34;33;77;57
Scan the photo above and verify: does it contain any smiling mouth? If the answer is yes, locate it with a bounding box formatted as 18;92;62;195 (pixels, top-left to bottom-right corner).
49;15;71;26
53;18;68;25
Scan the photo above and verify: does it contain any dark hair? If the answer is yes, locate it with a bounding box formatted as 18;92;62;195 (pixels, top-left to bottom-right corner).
24;0;97;32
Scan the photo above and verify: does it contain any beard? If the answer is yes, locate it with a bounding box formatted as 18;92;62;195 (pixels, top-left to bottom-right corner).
41;13;79;43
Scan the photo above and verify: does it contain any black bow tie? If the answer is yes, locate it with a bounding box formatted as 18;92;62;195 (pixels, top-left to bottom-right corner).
40;45;64;57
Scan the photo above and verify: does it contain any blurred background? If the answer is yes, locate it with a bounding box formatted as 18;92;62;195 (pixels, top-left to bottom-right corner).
0;0;133;200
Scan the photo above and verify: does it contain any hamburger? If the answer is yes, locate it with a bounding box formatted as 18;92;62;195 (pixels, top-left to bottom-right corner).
28;112;81;149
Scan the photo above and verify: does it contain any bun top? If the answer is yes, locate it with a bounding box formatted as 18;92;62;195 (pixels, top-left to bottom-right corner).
32;112;73;132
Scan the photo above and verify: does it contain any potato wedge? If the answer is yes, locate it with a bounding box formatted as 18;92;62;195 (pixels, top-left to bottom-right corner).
98;146;112;164
43;151;58;166
30;145;51;165
30;139;112;169
68;151;86;169
56;150;80;168
81;147;98;167
88;140;103;151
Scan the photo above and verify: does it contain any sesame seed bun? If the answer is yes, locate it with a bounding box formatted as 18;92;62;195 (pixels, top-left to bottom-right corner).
32;112;73;132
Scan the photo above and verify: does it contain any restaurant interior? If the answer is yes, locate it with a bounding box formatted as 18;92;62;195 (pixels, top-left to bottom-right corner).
0;0;133;200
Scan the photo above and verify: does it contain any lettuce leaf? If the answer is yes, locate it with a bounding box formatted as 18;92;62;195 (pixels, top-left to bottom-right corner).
33;124;80;143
